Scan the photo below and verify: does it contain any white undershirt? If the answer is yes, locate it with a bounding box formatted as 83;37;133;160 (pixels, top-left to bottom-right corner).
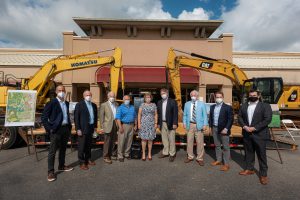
109;101;116;119
162;98;168;121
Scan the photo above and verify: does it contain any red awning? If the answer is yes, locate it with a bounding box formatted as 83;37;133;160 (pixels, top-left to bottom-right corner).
96;66;199;83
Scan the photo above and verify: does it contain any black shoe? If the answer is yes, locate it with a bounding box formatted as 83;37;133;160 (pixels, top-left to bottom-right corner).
169;156;175;162
118;158;124;162
125;156;131;160
58;166;74;172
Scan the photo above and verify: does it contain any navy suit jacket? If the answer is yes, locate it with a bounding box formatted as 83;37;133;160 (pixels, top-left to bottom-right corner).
157;98;178;130
41;98;72;134
209;103;233;135
74;100;98;134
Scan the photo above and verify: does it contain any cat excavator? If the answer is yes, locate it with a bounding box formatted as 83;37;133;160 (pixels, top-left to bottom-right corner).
0;47;123;149
166;48;300;121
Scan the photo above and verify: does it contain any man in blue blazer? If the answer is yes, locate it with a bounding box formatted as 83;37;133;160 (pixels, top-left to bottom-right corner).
183;90;208;166
209;91;233;171
42;85;73;182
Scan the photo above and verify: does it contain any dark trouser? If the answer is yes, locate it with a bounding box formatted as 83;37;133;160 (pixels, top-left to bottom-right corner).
48;125;70;173
103;121;118;159
78;125;94;165
243;135;268;177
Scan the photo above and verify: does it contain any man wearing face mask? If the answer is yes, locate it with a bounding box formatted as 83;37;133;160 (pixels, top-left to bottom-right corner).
42;85;73;182
99;91;118;164
157;88;178;162
209;91;233;171
74;90;98;170
238;89;272;185
183;90;208;166
115;95;137;162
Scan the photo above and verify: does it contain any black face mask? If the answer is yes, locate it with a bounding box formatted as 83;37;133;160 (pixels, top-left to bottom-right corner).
248;96;258;102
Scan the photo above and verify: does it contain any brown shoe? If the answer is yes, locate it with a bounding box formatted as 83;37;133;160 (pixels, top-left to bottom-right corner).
88;160;96;166
47;172;56;182
239;170;255;176
58;166;74;172
211;161;222;166
197;160;205;166
80;164;89;170
169;156;175;162
158;154;169;159
103;158;112;164
259;176;268;185
184;158;193;163
220;164;230;171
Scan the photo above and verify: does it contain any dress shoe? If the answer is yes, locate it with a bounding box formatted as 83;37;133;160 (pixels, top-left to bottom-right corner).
125;156;131;160
47;172;56;182
220;164;230;171
80;164;89;170
184;158;193;163
141;157;146;161
169;156;176;162
211;161;222;166
119;158;124;162
58;166;74;172
88;160;96;166
158;154;169;159
197;160;205;166
259;176;268;185
148;156;152;161
239;170;255;175
103;158;112;164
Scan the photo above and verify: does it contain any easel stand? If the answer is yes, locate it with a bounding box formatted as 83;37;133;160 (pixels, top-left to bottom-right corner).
269;128;283;164
25;127;38;161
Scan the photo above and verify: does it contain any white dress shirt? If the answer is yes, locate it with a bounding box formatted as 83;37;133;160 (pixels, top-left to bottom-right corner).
109;101;116;119
247;101;258;125
190;101;197;122
162;98;168;121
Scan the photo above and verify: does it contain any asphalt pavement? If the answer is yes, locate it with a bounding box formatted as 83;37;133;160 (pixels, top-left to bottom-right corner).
0;140;300;200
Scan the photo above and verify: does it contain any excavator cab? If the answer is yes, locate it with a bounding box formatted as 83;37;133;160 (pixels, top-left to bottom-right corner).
242;77;283;104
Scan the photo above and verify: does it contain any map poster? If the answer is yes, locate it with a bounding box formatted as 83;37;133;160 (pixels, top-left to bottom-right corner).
5;90;37;127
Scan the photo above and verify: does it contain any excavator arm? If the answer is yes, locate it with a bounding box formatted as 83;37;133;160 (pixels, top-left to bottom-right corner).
21;47;122;106
166;48;248;121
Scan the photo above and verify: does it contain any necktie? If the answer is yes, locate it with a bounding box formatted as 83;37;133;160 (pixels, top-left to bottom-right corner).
192;101;196;122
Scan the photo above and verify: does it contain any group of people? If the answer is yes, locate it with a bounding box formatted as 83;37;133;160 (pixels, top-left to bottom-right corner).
42;85;272;185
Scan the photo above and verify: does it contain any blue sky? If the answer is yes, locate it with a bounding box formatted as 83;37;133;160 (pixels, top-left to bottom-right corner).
162;0;237;19
0;0;299;51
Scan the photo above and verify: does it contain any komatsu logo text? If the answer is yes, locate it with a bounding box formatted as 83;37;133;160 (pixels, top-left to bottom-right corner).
71;60;98;67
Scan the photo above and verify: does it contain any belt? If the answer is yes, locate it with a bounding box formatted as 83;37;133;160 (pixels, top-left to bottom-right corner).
190;121;196;124
121;122;134;125
162;120;167;122
61;124;69;127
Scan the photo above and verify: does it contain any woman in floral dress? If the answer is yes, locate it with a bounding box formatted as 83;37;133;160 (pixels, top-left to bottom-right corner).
138;93;158;161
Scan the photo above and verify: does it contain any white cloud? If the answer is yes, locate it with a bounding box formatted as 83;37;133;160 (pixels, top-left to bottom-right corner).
178;8;211;20
219;0;300;51
0;0;172;48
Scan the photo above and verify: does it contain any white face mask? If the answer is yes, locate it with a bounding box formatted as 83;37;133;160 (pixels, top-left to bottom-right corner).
124;100;130;105
57;92;65;99
161;94;168;100
109;97;115;103
191;96;197;101
145;98;151;103
216;98;223;104
85;96;92;102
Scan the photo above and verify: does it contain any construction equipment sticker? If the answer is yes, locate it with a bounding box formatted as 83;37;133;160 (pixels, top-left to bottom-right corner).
71;60;98;67
200;62;213;69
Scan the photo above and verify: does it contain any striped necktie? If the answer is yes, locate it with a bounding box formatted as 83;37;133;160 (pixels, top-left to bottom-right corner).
192;101;196;122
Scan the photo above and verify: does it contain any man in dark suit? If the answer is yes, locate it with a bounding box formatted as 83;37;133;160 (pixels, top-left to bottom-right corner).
238;89;272;185
209;91;233;171
157;88;178;162
41;85;74;182
74;90;98;170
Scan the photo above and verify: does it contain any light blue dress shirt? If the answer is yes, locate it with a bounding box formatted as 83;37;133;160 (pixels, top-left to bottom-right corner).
57;97;68;125
85;100;94;124
213;103;223;126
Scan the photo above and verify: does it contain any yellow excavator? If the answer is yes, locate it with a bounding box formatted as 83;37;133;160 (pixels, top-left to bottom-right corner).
166;48;300;121
0;47;123;149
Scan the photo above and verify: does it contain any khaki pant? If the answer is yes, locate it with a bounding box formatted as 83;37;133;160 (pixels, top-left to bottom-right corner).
161;122;176;156
187;123;204;161
117;124;134;159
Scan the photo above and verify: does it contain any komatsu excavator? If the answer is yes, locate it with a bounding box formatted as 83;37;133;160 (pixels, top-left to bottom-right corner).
0;47;123;149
